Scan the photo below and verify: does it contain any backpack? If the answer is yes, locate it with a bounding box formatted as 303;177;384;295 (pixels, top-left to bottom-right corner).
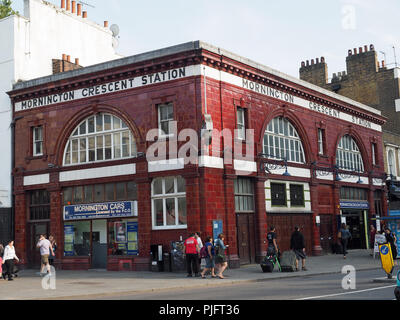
200;246;208;259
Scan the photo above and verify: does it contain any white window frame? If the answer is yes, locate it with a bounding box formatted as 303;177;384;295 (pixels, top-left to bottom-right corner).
151;177;187;230
388;148;397;177
33;126;43;156
63;113;137;166
263;117;306;164
158;103;174;138
236;107;246;140
336;135;364;172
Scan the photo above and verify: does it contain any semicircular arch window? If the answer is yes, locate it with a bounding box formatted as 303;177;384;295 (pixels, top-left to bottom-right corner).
336;135;364;172
263;117;306;164
63;113;137;166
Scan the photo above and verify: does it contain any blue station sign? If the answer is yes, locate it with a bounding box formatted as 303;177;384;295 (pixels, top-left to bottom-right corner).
340;201;370;210
64;201;138;221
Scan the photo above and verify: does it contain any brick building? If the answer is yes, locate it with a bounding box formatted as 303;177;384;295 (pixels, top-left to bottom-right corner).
299;45;400;215
8;41;387;271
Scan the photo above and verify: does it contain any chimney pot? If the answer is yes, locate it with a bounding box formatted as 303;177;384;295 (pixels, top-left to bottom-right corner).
77;3;82;16
348;49;352;56
316;58;319;64
75;58;80;65
67;55;71;62
321;57;325;63
62;54;66;61
311;59;314;65
71;1;76;14
382;60;385;68
306;60;309;66
364;45;368;52
359;47;363;54
104;21;109;28
61;0;65;9
66;0;70;11
370;44;375;51
301;61;305;67
83;11;87;18
353;48;357;55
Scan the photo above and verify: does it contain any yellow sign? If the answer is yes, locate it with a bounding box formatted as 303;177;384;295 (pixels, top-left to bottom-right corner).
379;243;394;275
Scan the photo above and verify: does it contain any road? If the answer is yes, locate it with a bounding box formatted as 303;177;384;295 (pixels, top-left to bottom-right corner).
86;269;397;300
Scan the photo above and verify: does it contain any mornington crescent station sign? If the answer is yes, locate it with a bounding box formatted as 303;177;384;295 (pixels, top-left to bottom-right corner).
14;65;380;132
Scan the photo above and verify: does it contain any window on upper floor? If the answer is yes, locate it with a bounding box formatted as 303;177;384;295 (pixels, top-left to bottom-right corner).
158;102;174;137
63;113;137;166
263;117;306;164
236;107;246;140
33;126;44;156
336;135;364;172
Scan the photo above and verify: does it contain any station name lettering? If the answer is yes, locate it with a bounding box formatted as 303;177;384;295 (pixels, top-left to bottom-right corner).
309;102;340;118
242;79;294;103
19;67;187;111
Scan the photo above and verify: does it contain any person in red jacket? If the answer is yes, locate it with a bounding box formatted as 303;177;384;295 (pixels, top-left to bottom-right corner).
183;233;200;277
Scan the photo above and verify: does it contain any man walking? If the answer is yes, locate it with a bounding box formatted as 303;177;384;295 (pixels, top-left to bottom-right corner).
183;233;200;277
290;226;307;271
37;234;54;276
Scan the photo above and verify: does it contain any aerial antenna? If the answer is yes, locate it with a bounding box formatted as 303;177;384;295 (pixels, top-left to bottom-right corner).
393;46;398;68
77;1;95;9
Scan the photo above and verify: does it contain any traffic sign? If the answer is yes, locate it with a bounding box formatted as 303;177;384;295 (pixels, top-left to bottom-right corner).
378;243;394;276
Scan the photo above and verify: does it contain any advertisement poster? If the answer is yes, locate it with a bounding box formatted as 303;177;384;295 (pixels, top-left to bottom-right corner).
127;222;138;255
115;222;127;243
64;225;75;256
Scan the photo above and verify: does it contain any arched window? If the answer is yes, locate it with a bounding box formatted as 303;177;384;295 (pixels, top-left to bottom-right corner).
336;135;364;172
63;113;137;166
388;149;396;176
263;117;305;163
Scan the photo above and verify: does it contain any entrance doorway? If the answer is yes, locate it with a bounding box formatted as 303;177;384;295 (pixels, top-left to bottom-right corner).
27;222;49;268
91;220;107;269
342;210;367;249
236;213;256;265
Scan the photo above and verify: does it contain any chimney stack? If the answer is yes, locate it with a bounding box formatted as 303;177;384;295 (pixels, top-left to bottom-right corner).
61;0;65;9
66;0;70;11
71;1;76;14
77;3;82;16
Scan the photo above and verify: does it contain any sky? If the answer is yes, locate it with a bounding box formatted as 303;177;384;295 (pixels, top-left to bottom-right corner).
12;0;400;80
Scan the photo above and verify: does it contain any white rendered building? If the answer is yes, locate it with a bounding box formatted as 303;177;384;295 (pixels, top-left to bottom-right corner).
0;0;122;241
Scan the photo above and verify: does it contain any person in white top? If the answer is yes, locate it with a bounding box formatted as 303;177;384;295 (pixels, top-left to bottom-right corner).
195;232;204;271
37;234;54;276
2;240;19;281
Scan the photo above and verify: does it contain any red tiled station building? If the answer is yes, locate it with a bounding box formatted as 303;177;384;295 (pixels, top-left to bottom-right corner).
8;42;387;271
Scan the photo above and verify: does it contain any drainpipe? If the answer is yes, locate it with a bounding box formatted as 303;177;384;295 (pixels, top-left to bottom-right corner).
11;113;24;241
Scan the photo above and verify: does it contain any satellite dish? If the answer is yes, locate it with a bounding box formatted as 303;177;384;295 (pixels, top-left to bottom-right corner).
110;24;120;37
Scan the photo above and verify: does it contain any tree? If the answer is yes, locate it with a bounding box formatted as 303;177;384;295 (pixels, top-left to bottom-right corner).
0;0;17;19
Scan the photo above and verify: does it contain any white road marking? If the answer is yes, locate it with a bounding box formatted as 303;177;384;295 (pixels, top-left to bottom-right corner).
297;285;397;300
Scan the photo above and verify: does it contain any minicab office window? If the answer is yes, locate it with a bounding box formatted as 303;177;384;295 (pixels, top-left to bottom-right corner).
63;181;138;258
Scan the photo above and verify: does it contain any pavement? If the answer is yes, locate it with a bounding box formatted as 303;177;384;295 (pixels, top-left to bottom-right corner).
0;249;398;300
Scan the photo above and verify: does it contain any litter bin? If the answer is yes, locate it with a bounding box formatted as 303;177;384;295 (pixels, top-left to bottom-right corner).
163;252;171;272
150;244;164;272
170;241;186;272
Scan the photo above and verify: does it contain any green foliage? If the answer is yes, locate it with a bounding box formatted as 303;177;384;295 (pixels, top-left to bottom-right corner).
0;0;17;19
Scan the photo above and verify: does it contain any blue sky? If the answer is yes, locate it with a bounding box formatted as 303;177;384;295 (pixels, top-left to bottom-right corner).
13;0;400;80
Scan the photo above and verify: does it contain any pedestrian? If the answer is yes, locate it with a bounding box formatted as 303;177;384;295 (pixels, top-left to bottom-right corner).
338;223;352;259
384;227;398;265
36;234;54;276
0;244;4;279
370;225;376;256
290;226;307;271
2;240;19;281
183;233;200;277
200;236;217;279
266;226;279;259
214;233;229;279
48;235;57;266
195;232;203;271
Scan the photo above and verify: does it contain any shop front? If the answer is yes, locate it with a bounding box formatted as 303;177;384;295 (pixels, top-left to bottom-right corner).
62;182;138;270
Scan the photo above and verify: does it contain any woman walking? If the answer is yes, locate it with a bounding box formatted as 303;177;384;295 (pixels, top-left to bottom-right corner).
200;236;216;279
214;234;229;279
48;235;57;266
2;240;19;281
338;224;352;259
385;227;398;265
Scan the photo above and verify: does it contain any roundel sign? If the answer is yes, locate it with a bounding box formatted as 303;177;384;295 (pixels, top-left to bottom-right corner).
380;245;389;255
